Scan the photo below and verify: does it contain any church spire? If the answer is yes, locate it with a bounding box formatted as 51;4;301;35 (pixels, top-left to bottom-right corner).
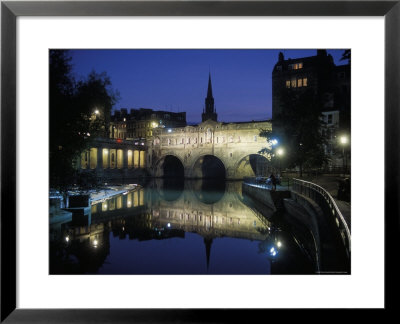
202;73;218;122
207;73;213;98
204;237;213;271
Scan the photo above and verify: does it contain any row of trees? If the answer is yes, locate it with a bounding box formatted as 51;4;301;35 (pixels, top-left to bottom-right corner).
50;50;119;191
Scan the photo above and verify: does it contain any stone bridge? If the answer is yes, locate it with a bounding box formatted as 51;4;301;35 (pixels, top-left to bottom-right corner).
147;119;273;179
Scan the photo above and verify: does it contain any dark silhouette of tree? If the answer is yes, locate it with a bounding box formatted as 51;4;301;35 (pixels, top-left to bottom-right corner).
49;50;119;191
260;89;328;177
340;49;351;63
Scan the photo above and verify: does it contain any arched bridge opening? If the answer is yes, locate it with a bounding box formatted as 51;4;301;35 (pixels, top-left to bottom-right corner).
155;155;184;178
235;154;270;178
191;155;226;179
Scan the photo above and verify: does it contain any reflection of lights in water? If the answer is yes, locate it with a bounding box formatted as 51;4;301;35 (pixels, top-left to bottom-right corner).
65;236;69;242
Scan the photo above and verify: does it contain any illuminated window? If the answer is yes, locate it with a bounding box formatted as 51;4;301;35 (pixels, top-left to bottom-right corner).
134;150;139;168
294;63;298;69
298;62;303;69
302;77;308;86
139;151;146;168
286;80;291;88
127;150;133;168
102;149;109;169
110;149;116;168
90;148;97;169
117;149;123;169
297;78;303;87
291;78;297;88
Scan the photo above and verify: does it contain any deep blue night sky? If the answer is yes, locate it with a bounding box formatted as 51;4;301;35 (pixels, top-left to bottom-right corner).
70;49;347;124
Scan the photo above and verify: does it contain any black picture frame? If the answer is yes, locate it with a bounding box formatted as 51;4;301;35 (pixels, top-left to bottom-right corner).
1;0;397;322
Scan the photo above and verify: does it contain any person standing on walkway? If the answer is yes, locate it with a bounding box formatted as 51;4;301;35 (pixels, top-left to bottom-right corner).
269;173;277;190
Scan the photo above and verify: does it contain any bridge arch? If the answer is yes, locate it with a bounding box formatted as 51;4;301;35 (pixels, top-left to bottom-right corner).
189;154;227;179
234;153;271;179
154;154;185;178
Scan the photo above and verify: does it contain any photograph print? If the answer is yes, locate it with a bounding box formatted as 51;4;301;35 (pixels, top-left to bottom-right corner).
49;49;351;275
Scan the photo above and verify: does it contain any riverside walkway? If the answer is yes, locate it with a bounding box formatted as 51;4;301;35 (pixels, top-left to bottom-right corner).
249;175;351;230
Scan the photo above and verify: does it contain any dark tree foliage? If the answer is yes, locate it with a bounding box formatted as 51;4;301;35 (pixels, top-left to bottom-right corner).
49;50;119;191
260;89;328;176
340;49;351;63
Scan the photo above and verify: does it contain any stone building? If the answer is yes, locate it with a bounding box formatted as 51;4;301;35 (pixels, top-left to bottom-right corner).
110;108;187;140
77;137;148;182
272;49;351;169
148;73;273;179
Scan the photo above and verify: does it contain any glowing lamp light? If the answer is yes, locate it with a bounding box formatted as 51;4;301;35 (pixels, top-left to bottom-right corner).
167;223;171;228
168;129;172;133
271;139;278;146
277;241;282;248
340;135;348;145
116;138;123;143
276;148;284;156
94;109;99;115
93;239;98;247
65;236;69;242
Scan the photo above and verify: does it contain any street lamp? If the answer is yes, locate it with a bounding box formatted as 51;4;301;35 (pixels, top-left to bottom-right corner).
276;147;284;178
339;135;349;175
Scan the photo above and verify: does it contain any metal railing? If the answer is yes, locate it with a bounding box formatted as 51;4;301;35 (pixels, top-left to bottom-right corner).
243;176;291;190
292;178;351;257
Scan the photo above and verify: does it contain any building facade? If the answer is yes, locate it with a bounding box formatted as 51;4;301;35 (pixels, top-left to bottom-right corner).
272;50;351;169
110;108;187;140
77;137;148;182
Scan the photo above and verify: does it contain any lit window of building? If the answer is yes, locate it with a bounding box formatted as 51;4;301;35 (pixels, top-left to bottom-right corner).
286;80;291;88
297;78;303;87
303;77;308;86
291;78;297;88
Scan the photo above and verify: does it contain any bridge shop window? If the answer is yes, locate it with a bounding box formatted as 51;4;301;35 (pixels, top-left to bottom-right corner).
81;151;89;169
117;149;124;169
110;149;116;169
102;149;109;168
90;148;98;169
127;150;133;168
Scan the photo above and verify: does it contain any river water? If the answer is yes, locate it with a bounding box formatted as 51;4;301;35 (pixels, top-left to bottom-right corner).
50;180;315;274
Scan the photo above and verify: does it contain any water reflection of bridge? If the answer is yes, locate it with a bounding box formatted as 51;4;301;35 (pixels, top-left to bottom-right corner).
51;180;278;274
